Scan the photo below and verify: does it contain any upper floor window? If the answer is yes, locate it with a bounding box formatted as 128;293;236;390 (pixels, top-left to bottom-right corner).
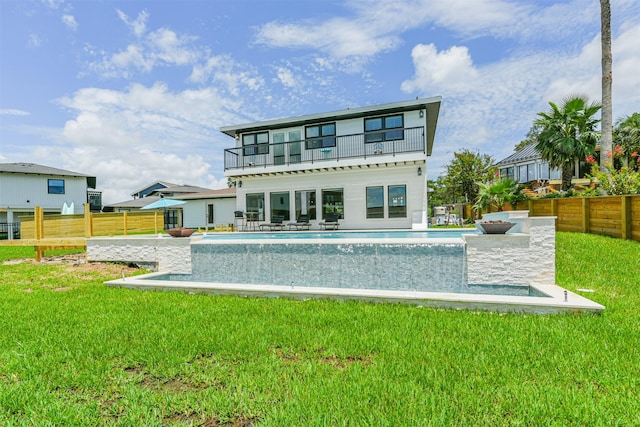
365;114;404;143
243;132;269;156
48;179;65;194
305;123;336;149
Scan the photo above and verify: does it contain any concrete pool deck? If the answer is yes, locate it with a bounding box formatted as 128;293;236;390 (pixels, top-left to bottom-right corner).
105;273;605;314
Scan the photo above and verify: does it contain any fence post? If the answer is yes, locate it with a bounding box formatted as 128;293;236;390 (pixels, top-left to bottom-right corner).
123;212;128;235
84;203;92;237
551;199;558;217
582;197;590;233
154;211;159;234
35;206;44;240
621;195;632;240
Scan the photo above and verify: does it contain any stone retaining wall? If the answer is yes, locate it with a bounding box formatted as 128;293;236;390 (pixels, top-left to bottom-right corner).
87;235;194;274
464;212;556;286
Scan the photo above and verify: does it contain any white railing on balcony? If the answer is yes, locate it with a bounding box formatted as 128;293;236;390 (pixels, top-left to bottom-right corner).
224;126;425;171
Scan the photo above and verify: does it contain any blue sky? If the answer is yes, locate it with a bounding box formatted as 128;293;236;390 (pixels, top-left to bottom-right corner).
1;0;638;204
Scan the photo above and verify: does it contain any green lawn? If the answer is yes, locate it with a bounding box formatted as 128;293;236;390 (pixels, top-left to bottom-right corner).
0;232;638;426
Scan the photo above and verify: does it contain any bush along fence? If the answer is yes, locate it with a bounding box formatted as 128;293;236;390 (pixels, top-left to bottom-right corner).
20;204;164;240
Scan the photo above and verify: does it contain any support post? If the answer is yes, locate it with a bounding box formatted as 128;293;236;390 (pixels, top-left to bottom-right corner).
621;195;632;240
582;197;590;233
84;203;92;238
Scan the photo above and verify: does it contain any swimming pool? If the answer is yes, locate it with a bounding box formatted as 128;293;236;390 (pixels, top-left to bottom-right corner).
201;229;479;240
98;214;605;313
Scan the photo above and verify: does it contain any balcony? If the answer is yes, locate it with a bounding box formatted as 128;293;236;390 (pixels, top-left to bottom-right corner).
224;126;425;172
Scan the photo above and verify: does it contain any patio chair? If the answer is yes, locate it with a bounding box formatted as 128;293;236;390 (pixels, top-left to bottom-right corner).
319;213;340;230
259;215;285;231
234;210;246;231
287;214;311;231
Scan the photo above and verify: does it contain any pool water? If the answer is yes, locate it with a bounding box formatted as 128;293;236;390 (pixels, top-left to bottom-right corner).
202;229;478;240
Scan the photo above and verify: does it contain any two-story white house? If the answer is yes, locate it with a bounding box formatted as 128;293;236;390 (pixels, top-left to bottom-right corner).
219;97;441;229
0;163;100;239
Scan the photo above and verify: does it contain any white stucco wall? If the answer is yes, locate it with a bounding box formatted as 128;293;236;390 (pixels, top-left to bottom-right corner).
464;213;556;286
87;236;195;274
235;164;426;229
182;197;236;229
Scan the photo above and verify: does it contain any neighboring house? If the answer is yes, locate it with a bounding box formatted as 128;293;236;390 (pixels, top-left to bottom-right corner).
495;144;590;188
219;97;441;229
0;162;100;239
179;187;237;229
104;181;229;229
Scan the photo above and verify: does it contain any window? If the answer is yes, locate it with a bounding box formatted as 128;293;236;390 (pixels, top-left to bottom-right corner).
295;190;316;220
388;185;406;218
518;164;537;183
366;186;384;219
270;191;290;221
48;179;65;194
305;123;336;149
165;209;179;229
321;188;343;219
243;132;269;156
273;132;285;165
207;204;214;224
500;167;515;180
289;130;302;164
364;114;404;143
246;193;265;221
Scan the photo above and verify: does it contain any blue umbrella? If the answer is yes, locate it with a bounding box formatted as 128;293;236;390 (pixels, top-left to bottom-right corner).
141;197;186;210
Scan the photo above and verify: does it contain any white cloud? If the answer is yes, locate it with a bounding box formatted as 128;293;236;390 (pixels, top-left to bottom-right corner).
117;9;149;38
0;109;30;116
401;44;479;93
27;33;43;48
53;82;244;203
62;14;78;30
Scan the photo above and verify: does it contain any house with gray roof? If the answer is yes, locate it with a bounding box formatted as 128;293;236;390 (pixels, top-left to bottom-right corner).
0;162;100;239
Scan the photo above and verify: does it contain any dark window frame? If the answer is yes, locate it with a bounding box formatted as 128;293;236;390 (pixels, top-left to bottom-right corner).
364;114;404;143
366;186;384;219
305;122;336;150
242;132;269;156
387;185;407;218
48;179;65;194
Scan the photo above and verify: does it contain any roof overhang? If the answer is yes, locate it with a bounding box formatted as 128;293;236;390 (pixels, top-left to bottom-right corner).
220;96;442;156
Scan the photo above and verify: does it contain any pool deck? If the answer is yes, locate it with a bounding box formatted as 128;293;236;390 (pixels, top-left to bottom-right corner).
106;272;605;315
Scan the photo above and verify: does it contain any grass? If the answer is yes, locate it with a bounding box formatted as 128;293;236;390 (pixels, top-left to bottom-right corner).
0;232;638;426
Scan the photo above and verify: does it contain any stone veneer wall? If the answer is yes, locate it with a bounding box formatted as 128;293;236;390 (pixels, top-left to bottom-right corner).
86;236;194;274
464;211;556;286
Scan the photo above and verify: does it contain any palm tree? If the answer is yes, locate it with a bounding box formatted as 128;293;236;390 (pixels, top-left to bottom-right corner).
600;0;613;171
614;113;640;158
534;95;601;191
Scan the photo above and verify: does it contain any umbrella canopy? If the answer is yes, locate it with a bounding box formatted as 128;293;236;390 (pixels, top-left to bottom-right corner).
140;198;186;210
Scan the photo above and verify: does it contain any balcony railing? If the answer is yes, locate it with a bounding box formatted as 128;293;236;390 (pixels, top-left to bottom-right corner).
224;126;425;171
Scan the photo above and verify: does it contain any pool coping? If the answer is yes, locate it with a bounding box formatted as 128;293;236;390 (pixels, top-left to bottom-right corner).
106;272;605;315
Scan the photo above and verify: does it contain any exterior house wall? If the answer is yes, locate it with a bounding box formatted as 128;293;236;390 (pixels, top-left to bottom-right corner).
182;197;237;229
0;173;88;213
236;165;424;229
221;98;440;230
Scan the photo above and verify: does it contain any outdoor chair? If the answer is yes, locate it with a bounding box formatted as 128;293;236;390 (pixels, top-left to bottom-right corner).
319;213;340;230
259;215;285;231
287;214;311;231
234;210;246;231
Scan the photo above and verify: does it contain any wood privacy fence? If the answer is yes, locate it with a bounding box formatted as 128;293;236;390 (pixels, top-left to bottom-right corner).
513;194;640;241
20;204;164;239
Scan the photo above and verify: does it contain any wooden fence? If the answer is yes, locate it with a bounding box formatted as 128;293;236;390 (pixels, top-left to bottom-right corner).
513;194;640;241
20;204;164;239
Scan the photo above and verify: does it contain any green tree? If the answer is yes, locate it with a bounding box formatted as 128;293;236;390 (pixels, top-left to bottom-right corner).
473;179;525;213
534;95;601;191
442;149;496;207
614;113;640;160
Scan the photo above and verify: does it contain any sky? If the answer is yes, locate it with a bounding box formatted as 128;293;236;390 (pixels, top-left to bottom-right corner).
1;0;639;205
